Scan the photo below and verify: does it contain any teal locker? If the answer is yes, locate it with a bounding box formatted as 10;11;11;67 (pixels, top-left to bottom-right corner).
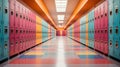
108;0;114;57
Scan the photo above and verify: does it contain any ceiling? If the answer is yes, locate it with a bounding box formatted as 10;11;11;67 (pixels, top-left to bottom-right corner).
43;0;79;27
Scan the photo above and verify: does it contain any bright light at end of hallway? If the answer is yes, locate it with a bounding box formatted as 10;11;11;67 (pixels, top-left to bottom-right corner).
56;37;66;67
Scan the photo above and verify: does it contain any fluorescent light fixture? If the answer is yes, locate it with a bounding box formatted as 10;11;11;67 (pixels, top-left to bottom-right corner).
55;0;68;12
58;25;63;27
58;21;64;23
57;15;65;20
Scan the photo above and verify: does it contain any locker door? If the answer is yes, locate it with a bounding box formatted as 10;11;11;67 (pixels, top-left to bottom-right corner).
2;0;9;59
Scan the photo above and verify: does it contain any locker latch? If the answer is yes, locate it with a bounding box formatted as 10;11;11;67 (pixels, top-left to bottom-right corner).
11;29;13;33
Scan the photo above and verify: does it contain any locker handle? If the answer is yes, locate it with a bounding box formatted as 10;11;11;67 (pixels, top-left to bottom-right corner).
16;30;18;33
115;8;118;14
16;13;18;17
105;30;107;33
23;16;25;19
5;8;8;13
11;29;13;33
110;11;112;15
105;13;107;16
10;42;13;46
115;27;118;34
115;42;118;48
20;15;22;18
20;30;22;33
110;28;112;34
101;15;103;17
11;11;13;15
4;29;8;34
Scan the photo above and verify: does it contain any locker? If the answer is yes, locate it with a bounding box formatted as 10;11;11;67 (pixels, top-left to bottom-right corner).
19;4;23;28
9;0;15;28
113;0;120;27
15;1;20;28
104;0;108;29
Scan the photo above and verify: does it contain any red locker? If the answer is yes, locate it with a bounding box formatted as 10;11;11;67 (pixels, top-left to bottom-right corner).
104;0;108;29
10;0;15;28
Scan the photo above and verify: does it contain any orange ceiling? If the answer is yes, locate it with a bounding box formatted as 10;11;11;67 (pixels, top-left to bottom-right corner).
18;0;104;30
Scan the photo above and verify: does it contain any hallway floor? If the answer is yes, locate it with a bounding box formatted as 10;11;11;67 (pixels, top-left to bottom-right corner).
1;37;120;67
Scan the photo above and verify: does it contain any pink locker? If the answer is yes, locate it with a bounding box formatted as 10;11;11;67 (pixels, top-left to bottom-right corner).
9;0;15;28
104;0;108;29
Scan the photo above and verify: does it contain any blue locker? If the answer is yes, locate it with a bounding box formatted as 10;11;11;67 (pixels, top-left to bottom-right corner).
2;0;9;60
0;0;2;61
108;0;114;57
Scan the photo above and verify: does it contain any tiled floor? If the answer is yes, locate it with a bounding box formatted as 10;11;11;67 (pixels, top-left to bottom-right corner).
1;37;120;67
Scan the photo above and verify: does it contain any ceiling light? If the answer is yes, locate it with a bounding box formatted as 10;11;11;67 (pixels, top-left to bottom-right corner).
58;21;64;23
57;15;65;20
55;0;68;12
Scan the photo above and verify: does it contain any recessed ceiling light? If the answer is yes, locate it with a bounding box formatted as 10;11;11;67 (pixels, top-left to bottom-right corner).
57;15;65;20
55;0;68;12
58;21;64;23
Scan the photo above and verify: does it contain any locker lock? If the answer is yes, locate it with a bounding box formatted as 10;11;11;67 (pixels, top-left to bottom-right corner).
110;40;112;46
115;27;118;34
5;8;8;14
11;11;13;15
115;41;118;48
115;8;118;14
110;11;112;15
4;28;8;34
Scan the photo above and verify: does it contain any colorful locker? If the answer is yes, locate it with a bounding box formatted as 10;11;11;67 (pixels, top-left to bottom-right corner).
1;0;9;60
113;0;120;60
109;0;114;57
103;0;109;54
9;0;15;56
